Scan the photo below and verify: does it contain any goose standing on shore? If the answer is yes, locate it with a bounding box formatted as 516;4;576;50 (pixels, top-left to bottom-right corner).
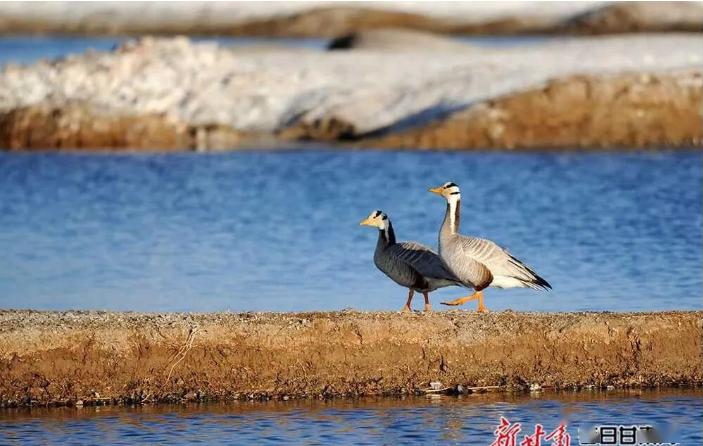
429;182;551;312
360;210;461;312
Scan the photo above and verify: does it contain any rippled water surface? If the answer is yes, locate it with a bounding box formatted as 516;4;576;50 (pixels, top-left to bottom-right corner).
1;391;700;445
0;150;700;312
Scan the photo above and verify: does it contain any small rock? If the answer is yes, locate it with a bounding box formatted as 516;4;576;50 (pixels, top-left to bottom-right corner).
328;28;474;52
430;381;442;391
75;399;84;407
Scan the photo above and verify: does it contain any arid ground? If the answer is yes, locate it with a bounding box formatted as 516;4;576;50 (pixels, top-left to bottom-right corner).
1;310;700;407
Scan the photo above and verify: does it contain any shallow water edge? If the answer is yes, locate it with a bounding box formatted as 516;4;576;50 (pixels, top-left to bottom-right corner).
2;389;701;445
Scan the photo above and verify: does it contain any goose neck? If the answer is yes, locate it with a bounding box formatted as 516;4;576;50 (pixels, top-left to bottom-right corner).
377;221;396;248
444;198;460;235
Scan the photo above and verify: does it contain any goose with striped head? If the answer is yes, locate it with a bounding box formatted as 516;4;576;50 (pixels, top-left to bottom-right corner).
429;182;551;312
360;210;461;312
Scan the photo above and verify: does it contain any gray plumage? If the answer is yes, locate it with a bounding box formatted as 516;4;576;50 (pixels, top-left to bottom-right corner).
436;184;551;291
368;213;460;293
376;239;460;293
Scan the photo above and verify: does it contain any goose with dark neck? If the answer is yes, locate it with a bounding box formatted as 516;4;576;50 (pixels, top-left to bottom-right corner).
430;182;551;313
360;210;461;312
376;217;396;247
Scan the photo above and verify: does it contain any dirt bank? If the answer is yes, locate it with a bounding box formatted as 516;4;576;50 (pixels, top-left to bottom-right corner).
0;310;700;407
2;70;700;151
366;70;703;150
0;104;255;152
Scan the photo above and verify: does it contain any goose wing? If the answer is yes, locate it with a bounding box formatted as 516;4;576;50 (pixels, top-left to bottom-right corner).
457;235;551;290
375;244;425;289
388;242;459;283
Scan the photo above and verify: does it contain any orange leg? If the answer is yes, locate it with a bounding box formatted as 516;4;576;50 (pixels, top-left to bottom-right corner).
423;292;432;312
476;292;488;313
402;289;414;312
441;290;489;313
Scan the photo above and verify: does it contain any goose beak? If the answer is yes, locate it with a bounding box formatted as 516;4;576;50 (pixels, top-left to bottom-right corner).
429;186;443;195
359;217;374;226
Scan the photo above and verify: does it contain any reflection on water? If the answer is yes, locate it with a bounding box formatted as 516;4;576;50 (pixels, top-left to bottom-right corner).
0;150;701;312
1;390;700;445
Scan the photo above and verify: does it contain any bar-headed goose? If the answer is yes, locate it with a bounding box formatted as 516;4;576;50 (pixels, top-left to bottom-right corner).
360;210;461;312
429;182;551;312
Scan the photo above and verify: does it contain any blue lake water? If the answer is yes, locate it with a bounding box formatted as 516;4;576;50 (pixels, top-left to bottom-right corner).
0;150;700;313
0;35;329;68
0;390;700;445
0;34;556;68
0;35;123;67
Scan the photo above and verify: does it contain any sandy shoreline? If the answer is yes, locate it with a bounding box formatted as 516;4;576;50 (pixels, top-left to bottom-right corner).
1;309;700;407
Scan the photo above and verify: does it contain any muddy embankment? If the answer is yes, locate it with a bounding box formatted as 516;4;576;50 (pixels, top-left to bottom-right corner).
1;33;702;152
367;70;703;150
0;310;701;407
0;2;702;36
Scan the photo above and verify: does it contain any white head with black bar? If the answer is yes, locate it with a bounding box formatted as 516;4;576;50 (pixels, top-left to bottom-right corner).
359;209;395;244
429;182;461;233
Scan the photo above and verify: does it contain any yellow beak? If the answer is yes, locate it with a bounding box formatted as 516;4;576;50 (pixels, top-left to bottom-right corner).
359;217;374;226
429;186;443;195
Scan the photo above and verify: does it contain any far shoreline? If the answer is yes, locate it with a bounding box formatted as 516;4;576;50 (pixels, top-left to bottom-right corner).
2;35;701;152
2;386;701;410
1;142;703;155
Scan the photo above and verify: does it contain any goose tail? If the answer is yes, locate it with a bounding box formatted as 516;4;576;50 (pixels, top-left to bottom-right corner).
507;254;552;291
